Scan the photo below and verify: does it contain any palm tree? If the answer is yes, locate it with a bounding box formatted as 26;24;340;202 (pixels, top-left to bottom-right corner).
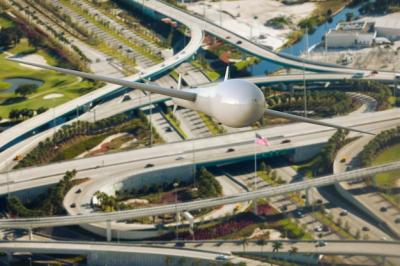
272;241;283;252
257;239;267;252
164;255;173;266
241;237;250;252
289;246;298;256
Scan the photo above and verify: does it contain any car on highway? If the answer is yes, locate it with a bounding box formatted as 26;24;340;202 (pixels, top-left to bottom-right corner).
353;73;364;79
395;217;400;224
175;156;184;161
380;206;388;212
226;148;235;153
315;240;327;247
340;158;346;163
236;40;242;45
215;254;231;261
13;155;22;161
75;189;81;194
175;242;185;247
339;209;348;216
362;226;370;232
396;74;400;80
144;163;154;168
70;203;76;208
281;139;291;144
371;70;378;75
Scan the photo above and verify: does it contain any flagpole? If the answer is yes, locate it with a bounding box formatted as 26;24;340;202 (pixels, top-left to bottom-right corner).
254;134;257;215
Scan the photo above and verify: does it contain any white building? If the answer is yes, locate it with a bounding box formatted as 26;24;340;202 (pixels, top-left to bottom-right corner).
373;13;400;41
326;21;376;49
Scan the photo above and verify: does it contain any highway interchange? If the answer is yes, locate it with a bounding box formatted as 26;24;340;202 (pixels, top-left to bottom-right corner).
1;0;400;264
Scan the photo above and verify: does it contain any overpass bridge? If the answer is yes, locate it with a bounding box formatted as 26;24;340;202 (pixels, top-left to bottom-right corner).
0;240;400;265
1;109;399;196
1;0;399;154
137;0;399;77
1;161;399;230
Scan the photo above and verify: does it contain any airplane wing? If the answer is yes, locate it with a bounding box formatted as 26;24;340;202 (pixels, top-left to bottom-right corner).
8;58;197;102
264;109;375;135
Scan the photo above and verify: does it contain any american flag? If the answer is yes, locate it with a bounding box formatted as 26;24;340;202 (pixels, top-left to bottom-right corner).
255;133;271;146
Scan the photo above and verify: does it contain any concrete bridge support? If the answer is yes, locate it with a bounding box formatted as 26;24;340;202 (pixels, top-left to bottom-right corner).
106;220;112;242
28;228;33;241
305;188;312;207
6;251;12;262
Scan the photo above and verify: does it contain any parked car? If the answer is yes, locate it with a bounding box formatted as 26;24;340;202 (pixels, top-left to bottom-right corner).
70;203;76;208
353;73;364;79
340;158;346;163
226;148;235;153
380;206;388;212
340;209;348;216
295;210;304;218
236;40;242;45
144;163;154;168
362;226;370;232
281;139;291;144
371;70;378;75
314;226;323;232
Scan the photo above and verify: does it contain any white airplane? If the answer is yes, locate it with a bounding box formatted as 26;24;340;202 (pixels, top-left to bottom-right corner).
9;58;372;135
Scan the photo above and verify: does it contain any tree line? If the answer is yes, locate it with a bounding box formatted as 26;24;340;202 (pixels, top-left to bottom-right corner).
301;129;349;176
266;91;356;118
7;170;77;217
360;126;400;166
9;107;48;121
15;112;152;168
342;79;393;110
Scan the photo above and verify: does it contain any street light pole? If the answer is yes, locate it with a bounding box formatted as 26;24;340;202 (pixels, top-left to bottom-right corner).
192;140;196;187
173;182;179;241
303;60;307;118
254;140;257;215
148;93;153;147
303;28;308;118
219;0;222;26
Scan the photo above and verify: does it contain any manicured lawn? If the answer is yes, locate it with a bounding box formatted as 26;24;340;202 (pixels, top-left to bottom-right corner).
372;143;400;188
371;143;400;206
52;135;108;162
0;40;95;118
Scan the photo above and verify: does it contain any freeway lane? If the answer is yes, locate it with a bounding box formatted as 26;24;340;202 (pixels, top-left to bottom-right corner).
1;240;400;259
0;15;203;153
1;161;400;229
0;72;394;171
142;0;400;76
1;109;400;195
